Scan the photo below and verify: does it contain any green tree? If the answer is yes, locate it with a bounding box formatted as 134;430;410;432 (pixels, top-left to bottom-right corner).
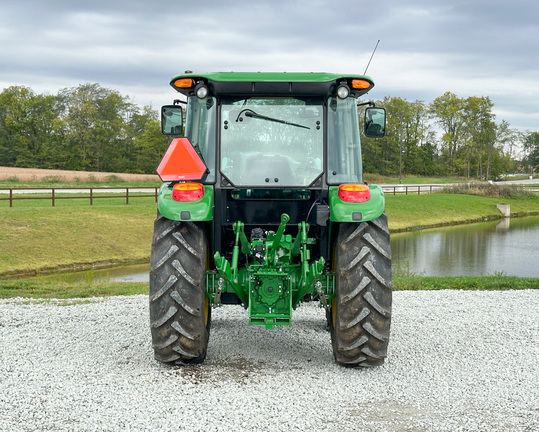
362;97;435;178
0;86;60;168
523;131;539;175
429;92;466;173
496;120;519;160
135;119;169;173
460;96;496;179
58;83;136;171
490;120;519;178
0;86;29;166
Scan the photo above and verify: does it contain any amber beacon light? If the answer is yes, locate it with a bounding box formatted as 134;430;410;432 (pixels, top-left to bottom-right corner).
173;78;194;88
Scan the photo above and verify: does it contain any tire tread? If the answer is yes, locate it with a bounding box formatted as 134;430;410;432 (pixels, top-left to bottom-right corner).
149;213;210;365
330;214;392;367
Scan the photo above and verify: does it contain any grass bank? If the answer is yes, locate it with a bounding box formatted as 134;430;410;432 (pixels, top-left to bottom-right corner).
0;166;159;187
0;199;156;276
1;190;538;298
2;276;537;300
385;193;539;232
394;276;539;291
0;280;148;300
1;193;538;276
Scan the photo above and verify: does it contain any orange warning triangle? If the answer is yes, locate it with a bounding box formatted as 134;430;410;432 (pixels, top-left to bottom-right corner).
156;137;207;181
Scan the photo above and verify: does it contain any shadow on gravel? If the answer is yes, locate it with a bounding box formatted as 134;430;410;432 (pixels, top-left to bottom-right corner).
210;313;332;361
158;305;338;382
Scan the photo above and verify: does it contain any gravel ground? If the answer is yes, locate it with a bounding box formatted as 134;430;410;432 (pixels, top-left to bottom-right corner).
1;291;538;432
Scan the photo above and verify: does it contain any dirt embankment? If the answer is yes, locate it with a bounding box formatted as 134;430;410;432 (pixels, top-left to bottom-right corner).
0;167;159;183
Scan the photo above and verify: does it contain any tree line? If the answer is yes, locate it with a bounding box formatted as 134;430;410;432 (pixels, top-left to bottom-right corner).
1;84;538;178
0;84;168;174
362;93;538;179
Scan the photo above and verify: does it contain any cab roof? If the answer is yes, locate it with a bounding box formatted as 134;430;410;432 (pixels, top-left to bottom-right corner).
169;71;374;98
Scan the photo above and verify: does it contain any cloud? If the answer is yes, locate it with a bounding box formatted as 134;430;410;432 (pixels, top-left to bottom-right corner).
1;0;538;131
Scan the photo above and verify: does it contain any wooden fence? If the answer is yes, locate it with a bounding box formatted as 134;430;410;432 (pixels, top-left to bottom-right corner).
2;184;536;207
0;187;159;207
381;184;538;195
381;185;443;195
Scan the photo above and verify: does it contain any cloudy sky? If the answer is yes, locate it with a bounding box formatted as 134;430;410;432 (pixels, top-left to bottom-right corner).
2;0;538;131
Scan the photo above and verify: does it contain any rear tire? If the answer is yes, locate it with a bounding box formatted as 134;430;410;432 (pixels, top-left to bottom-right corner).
149;212;211;364
329;214;392;367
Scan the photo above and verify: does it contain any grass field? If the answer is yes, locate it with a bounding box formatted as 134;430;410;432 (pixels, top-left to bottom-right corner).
1;168;484;189
385;193;539;231
1;169;538;298
363;173;467;184
0;166;159;185
2;275;538;300
0;198;156;276
363;173;536;184
1;192;537;277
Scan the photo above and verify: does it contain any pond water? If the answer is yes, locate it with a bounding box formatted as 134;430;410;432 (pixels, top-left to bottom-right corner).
26;263;150;284
20;216;539;283
391;216;539;277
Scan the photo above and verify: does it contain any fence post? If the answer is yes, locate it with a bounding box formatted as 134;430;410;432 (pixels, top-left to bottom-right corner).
52;188;55;207
126;187;129;205
90;188;93;206
154;187;158;202
10;188;13;207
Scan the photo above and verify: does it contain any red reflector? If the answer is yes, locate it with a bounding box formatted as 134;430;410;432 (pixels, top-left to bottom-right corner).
172;183;204;202
338;184;371;203
156;137;207;181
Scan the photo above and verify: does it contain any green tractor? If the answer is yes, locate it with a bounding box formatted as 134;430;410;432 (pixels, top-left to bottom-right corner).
150;72;391;367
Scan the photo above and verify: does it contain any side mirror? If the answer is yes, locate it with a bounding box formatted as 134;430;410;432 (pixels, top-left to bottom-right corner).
161;105;184;135
364;107;386;138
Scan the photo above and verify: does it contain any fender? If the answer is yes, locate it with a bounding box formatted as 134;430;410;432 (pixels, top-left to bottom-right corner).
328;184;385;222
157;184;213;221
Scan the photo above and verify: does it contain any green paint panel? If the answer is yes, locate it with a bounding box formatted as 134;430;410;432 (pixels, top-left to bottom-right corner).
329;185;385;222
157;184;213;221
171;71;373;84
210;214;330;329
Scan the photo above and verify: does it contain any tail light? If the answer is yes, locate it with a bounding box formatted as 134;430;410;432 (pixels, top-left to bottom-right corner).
338;183;371;203
172;183;204;202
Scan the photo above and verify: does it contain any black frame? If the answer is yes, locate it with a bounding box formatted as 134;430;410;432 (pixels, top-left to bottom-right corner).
211;94;331;264
173;76;372;266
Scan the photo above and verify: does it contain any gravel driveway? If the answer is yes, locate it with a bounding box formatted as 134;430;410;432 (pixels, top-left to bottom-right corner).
1;291;538;432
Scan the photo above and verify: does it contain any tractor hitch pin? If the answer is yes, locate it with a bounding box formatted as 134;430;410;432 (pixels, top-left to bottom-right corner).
315;281;329;311
213;277;224;308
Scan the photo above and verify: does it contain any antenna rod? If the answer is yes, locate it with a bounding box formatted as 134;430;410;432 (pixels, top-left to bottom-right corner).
363;39;380;75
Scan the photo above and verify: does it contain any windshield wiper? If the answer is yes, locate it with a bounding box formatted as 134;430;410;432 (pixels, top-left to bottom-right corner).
235;109;310;130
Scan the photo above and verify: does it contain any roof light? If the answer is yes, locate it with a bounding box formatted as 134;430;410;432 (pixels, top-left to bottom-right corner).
338;183;371;203
196;85;209;99
351;79;371;89
174;78;194;88
337;85;350;99
172;182;204;202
